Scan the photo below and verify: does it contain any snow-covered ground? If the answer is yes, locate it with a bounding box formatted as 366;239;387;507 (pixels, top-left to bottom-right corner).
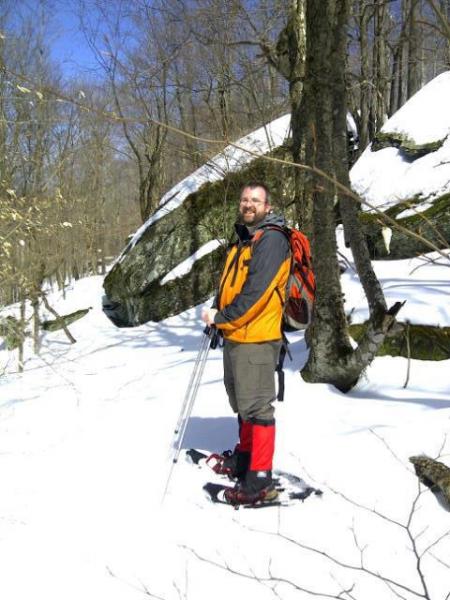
2;73;450;599
1;237;449;600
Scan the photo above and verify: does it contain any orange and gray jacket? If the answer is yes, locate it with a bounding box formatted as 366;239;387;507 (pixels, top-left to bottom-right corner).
213;213;290;343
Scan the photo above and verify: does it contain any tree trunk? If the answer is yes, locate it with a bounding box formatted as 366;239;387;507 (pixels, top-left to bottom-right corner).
359;0;370;153
440;0;450;67
18;300;26;373
32;297;40;355
265;0;309;232
300;0;355;390
334;8;388;320
300;0;402;391
389;16;410;117
407;0;423;98
285;1;310;234
372;0;389;131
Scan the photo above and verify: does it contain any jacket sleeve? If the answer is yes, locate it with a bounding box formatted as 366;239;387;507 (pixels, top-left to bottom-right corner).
214;229;289;330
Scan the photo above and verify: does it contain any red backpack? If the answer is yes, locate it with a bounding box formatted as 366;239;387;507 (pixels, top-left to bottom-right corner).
253;225;315;331
252;225;315;402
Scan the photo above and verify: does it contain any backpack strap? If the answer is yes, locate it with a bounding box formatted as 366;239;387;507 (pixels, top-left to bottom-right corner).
251;223;289;244
252;225;292;310
275;334;292;402
275;346;286;402
251;226;293;402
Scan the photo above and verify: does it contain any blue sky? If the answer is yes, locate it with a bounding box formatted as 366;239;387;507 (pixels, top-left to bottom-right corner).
50;2;102;78
7;1;105;79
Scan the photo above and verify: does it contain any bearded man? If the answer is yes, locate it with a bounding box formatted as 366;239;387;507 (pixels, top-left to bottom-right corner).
201;181;290;505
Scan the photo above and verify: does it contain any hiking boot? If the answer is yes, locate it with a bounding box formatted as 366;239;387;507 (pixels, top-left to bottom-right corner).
223;470;278;505
207;449;250;480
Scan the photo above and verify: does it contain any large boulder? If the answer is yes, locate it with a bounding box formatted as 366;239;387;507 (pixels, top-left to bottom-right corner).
103;116;295;327
360;193;450;259
350;71;450;259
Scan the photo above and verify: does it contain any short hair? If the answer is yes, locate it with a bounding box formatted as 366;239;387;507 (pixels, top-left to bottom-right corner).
240;181;271;204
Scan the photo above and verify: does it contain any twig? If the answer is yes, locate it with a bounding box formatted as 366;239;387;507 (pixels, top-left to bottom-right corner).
369;428;410;472
106;566;166;600
420;529;450;558
181;545;352;600
337;250;357;273
434;434;449;460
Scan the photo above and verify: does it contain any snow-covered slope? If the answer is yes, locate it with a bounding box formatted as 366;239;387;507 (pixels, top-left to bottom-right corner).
350;71;450;211
1;245;449;600
2;76;450;600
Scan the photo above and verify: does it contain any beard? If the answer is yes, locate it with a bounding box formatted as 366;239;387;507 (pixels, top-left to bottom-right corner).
240;209;267;226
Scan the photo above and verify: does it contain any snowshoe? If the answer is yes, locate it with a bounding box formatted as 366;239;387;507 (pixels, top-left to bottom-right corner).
203;482;281;509
223;470;278;506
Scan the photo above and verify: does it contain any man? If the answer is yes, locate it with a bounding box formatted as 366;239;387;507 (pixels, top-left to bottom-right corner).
201;181;290;505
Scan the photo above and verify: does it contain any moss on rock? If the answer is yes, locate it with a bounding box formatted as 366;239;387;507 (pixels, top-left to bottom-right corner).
41;308;91;332
103;144;296;325
360;192;450;260
349;322;450;361
371;131;447;159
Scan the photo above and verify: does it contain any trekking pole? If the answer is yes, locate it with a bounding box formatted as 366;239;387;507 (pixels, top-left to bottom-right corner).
162;326;219;501
172;326;219;463
173;328;211;435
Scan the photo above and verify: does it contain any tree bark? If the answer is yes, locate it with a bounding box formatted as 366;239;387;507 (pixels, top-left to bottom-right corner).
358;0;371;153
300;0;400;391
284;1;309;233
260;1;309;232
439;0;450;67
334;8;388;320
407;0;423;99
301;0;355;390
372;0;389;132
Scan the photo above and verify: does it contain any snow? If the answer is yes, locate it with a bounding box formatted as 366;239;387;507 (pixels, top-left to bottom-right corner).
2;82;450;600
376;72;450;145
119;114;291;262
336;227;450;327
350;71;450;211
1;241;449;600
160;239;225;285
346;112;358;139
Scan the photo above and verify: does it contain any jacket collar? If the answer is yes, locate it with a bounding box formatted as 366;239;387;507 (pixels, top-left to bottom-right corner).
234;212;285;242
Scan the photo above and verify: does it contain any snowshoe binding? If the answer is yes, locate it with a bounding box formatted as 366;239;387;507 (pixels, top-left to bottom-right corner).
205;448;250;480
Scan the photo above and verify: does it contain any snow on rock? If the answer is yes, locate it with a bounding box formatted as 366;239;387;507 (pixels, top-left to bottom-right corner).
160;239;225;285
350;71;450;211
123;114;291;256
381;72;450;145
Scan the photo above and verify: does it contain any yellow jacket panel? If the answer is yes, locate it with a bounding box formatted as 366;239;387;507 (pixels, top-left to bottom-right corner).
214;216;290;343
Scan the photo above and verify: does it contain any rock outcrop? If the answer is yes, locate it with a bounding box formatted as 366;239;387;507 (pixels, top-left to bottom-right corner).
103;133;295;326
350;71;450;259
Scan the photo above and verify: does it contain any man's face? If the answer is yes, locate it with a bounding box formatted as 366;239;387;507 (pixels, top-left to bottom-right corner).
239;186;271;226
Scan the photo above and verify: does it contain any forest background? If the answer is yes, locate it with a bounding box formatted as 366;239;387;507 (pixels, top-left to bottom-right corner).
1;0;449;372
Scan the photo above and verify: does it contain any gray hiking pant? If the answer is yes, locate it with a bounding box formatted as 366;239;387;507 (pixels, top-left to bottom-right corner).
223;340;282;423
